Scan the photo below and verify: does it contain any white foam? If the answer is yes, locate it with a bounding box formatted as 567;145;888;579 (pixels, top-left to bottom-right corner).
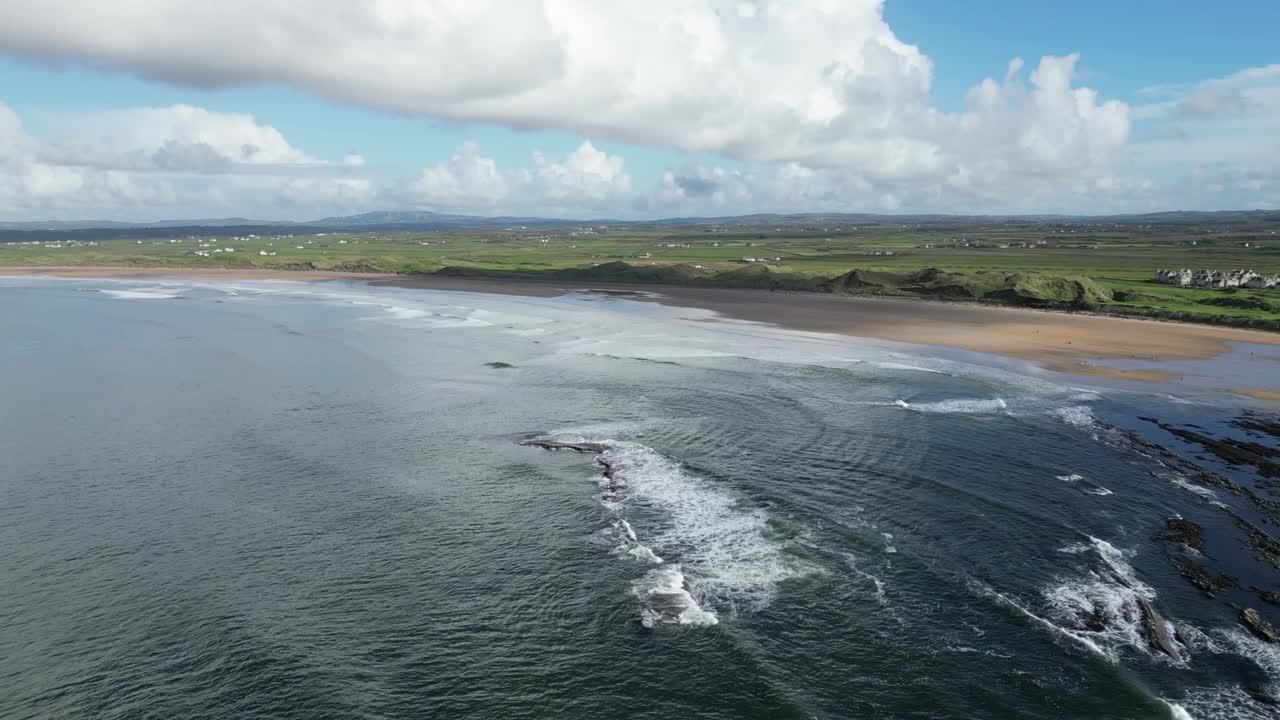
897;398;1008;414
99;288;182;300
628;545;664;564
1040;537;1178;663
875;361;952;375
1216;628;1280;692
1159;627;1280;719
1167;473;1220;501
1056;474;1112;496
1167;688;1277;720
843;554;889;606
613;520;663;564
545;434;808;625
632;565;719;627
1056;405;1097;429
384;305;430;321
619;518;638;542
595;441;809;613
973;580;1114;662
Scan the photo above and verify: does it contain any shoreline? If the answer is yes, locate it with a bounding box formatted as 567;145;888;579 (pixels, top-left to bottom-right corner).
370;274;1280;367
0;266;398;282
8;266;1280;401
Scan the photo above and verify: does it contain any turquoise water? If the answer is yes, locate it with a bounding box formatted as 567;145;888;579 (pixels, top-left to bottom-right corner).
1;276;1277;719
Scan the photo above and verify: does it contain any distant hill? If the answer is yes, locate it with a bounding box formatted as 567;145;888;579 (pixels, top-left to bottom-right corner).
2;209;1279;242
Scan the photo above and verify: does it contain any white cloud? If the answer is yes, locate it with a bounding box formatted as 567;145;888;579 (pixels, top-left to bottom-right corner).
0;102;374;219
0;0;1129;186
35;104;318;173
1127;64;1280;209
406;140;631;214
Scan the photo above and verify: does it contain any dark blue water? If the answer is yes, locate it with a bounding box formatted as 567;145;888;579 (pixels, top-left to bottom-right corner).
2;276;1278;720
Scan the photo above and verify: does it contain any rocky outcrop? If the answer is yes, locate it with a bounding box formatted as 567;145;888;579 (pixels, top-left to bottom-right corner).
520;439;626;500
1142;418;1280;479
1180;562;1238;597
1138;596;1180;658
1242;608;1280;643
1155;518;1239;597
1235;413;1280;441
1156;518;1206;551
1230;512;1280;573
1255;589;1280;606
520;440;610;454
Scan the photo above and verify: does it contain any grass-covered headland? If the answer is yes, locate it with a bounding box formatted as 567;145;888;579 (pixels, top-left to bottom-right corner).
4;212;1279;330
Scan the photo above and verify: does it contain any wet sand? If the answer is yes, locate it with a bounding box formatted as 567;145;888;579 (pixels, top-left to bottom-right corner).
7;267;1280;400
370;275;1280;374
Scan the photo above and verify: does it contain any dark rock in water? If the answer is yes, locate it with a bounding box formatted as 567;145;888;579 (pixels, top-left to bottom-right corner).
1179;561;1238;597
485;362;516;369
1156;518;1206;551
1229;438;1280;460
522;439;626;500
1229;512;1280;573
1141;418;1280;478
1242;608;1280;643
1254;588;1280;606
1095;417;1280;523
1154;518;1238;596
1235;412;1280;441
521;439;609;454
1137;596;1180;658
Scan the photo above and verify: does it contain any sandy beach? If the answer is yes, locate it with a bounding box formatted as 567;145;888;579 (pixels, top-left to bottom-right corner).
370;274;1280;373
8;266;1280;399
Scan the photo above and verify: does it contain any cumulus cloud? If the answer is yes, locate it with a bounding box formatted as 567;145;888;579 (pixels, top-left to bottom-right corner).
0;102;373;219
405;140;631;214
34;104;319;173
0;0;1129;185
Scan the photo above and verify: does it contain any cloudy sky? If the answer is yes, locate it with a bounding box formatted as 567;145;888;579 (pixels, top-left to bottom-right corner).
0;0;1277;221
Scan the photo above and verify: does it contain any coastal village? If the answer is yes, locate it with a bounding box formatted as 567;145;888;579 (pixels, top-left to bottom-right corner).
1155;268;1280;289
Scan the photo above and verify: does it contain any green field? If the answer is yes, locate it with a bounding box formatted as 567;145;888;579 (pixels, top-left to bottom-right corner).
4;218;1280;329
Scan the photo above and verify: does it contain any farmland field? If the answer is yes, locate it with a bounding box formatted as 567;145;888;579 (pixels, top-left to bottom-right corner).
4;216;1280;328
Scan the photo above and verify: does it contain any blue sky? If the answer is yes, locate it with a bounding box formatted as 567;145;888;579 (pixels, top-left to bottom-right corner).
0;1;1277;220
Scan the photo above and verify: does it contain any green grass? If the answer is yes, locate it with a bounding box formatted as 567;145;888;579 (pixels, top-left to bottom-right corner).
4;221;1279;330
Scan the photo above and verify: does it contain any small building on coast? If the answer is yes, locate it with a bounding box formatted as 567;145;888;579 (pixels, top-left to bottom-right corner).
1155;268;1280;289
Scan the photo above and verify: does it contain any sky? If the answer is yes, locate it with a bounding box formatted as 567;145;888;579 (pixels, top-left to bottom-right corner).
0;0;1277;222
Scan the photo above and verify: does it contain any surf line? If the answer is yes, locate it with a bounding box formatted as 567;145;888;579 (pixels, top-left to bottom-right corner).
519;438;718;627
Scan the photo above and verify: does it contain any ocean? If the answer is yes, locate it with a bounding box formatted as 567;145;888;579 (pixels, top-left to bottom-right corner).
2;276;1278;720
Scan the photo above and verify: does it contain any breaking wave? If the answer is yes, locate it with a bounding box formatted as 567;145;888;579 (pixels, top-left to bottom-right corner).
895;398;1008;414
540;435;808;627
632;565;719;628
979;537;1185;665
99;288;183;300
1056;473;1114;497
1056;405;1097;430
1043;537;1186;663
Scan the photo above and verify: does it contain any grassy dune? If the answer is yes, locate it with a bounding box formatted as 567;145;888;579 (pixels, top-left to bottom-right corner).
4;219;1279;329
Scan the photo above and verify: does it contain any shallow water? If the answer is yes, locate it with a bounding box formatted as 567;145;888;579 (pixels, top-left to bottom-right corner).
2;276;1278;720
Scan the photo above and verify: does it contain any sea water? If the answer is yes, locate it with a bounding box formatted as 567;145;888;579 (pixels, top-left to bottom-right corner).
1;276;1278;720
